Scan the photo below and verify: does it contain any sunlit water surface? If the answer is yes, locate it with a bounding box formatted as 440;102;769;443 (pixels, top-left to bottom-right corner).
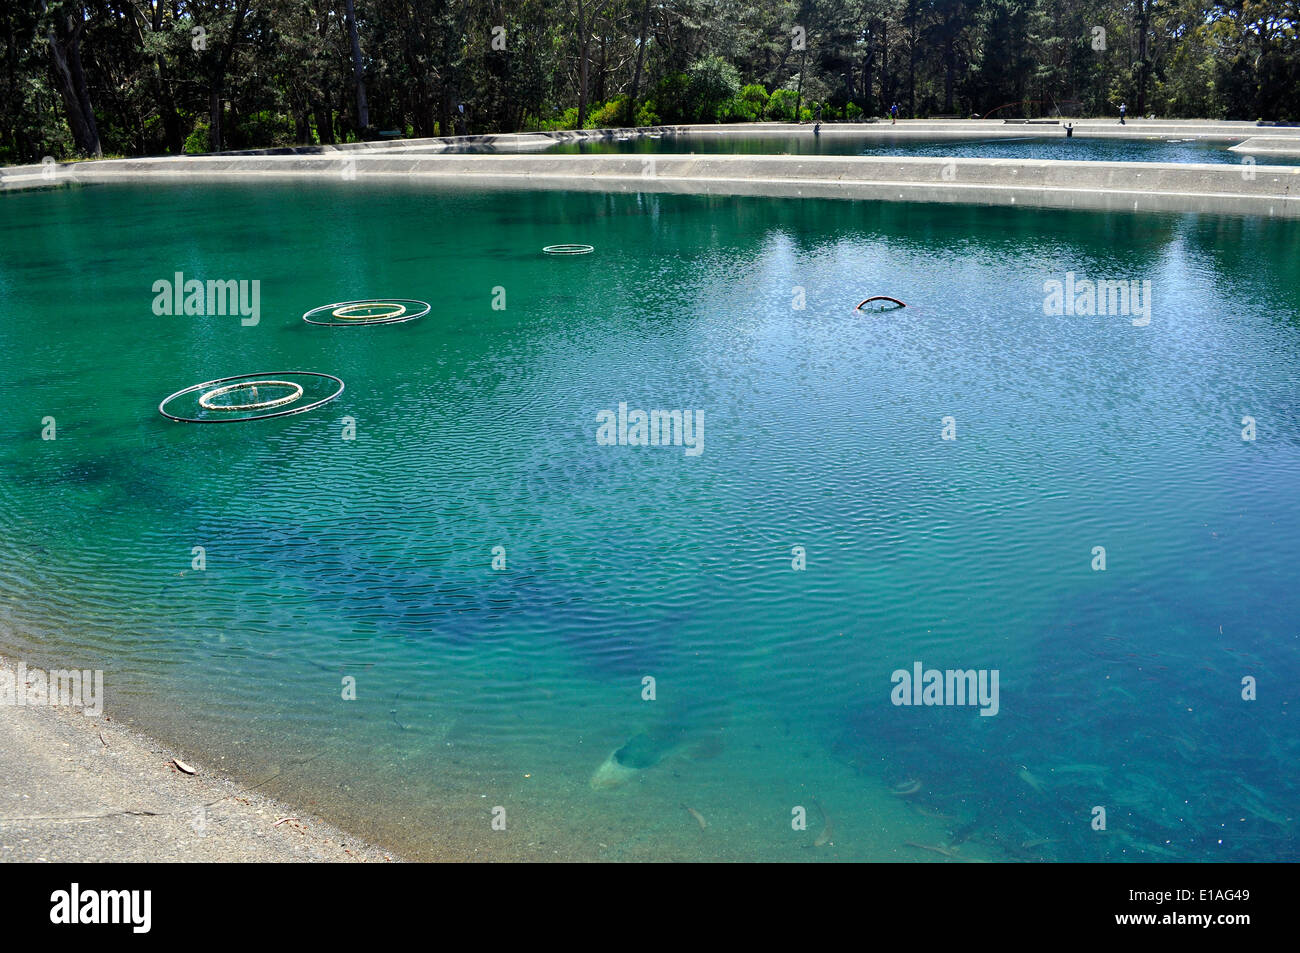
0;182;1297;861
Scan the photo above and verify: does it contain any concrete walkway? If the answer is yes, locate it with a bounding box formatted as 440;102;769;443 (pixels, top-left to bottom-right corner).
3;120;1298;217
205;119;1300;154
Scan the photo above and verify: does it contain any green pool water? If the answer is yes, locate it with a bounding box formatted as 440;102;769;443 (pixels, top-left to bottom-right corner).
545;132;1300;167
1;181;1297;861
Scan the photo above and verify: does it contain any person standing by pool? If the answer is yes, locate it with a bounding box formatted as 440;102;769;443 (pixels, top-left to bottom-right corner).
1119;102;1127;124
890;103;899;124
1065;122;1074;138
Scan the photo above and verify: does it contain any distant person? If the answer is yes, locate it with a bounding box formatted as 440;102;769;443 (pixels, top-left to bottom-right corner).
1065;122;1074;138
890;103;899;124
1119;102;1126;125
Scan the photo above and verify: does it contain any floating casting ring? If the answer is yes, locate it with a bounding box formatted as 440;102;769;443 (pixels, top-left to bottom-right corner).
159;371;345;423
543;244;595;255
332;301;408;321
303;298;430;327
857;295;907;310
198;379;304;411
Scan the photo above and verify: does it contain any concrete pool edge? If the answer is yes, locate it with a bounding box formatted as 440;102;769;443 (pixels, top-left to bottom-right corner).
4;151;1298;219
165;119;1300;154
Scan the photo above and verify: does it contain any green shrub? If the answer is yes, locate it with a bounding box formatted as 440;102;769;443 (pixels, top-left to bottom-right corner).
718;96;756;123
739;84;769;119
719;84;772;123
686;55;741;122
529;107;581;131
652;72;691;124
183;122;210;154
767;89;798;122
585;95;629;129
235;111;295;149
635;102;660;126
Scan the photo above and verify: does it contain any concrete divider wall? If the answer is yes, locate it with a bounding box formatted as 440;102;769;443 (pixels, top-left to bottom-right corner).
4;150;1298;218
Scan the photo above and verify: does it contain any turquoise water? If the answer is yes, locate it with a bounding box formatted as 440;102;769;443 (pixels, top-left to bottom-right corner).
1;181;1298;861
547;133;1300;167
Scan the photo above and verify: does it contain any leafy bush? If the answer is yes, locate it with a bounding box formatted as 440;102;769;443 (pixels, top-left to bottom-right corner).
183;122;210;154
532;107;580;131
718;84;772;123
766;89;798;121
635;102;660;126
686;55;741;122
738;84;769;120
235;111;295;149
718;97;757;123
651;72;691;124
585;95;629;129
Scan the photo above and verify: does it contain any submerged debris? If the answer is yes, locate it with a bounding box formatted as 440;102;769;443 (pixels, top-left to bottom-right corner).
811;797;834;847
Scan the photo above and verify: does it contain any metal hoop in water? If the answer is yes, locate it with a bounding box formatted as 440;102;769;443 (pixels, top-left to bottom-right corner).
303;298;430;327
543;244;595;255
331;302;408;321
856;295;908;311
159;371;344;423
197;379;304;411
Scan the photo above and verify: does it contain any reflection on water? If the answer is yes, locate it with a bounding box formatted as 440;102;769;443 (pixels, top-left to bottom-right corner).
0;183;1297;860
544;133;1300;167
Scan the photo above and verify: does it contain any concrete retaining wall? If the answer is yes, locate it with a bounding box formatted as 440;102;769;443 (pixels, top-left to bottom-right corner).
5;148;1298;218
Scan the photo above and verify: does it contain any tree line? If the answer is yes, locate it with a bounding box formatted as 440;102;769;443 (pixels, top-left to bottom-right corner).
2;0;1296;163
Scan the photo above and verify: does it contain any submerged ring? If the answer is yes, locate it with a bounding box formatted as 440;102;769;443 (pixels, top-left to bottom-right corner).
198;379;304;411
543;244;594;255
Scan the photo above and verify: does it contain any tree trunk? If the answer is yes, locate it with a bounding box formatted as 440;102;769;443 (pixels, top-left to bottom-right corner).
578;30;590;127
314;94;335;144
294;99;310;144
627;0;650;125
907;32;916;114
794;46;807;120
344;0;369;131
1135;0;1149;114
437;87;451;138
156;59;183;153
574;0;609;129
880;22;889;113
45;6;101;157
209;89;222;152
944;35;955;113
205;0;249;153
141;3;184;154
862;40;875;116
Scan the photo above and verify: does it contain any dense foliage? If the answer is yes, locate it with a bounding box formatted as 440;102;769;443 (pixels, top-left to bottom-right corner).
3;0;1297;162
